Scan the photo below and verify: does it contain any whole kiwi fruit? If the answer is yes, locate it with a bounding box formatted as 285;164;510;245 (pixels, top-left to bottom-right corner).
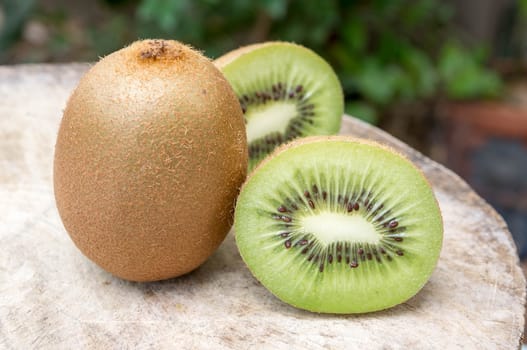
54;39;248;282
234;136;443;313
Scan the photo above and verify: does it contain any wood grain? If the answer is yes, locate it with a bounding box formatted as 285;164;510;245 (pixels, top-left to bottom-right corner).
0;64;525;349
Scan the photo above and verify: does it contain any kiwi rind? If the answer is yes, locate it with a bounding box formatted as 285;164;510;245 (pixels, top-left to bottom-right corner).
54;39;248;282
234;136;443;313
215;42;344;170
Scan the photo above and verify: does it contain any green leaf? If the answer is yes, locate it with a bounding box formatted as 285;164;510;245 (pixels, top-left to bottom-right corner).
402;48;438;98
439;42;502;99
447;67;502;99
438;42;470;81
342;19;366;53
345;101;379;124
137;0;187;32
520;0;527;17
0;0;35;53
261;0;288;19
354;59;402;105
378;31;408;62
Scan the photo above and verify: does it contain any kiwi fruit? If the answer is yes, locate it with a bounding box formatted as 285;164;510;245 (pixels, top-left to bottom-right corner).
234;136;443;313
215;42;344;170
54;39;248;282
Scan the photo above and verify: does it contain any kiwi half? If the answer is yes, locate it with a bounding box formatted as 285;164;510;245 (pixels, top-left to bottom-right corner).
215;42;343;170
234;136;443;314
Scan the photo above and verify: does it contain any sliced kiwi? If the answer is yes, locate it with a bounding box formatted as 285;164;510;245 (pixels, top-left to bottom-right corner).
215;42;343;170
234;136;443;314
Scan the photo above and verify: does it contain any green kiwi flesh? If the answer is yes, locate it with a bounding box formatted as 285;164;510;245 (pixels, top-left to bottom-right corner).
215;42;344;170
234;136;443;313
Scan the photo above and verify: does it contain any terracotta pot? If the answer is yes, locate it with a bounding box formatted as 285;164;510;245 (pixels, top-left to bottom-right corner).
440;100;527;256
441;101;527;177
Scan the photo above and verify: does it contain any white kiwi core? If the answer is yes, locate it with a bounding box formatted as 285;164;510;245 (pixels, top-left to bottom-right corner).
300;212;381;246
245;103;297;142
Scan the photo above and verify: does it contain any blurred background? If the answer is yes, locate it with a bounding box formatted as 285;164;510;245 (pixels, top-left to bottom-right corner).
1;0;526;259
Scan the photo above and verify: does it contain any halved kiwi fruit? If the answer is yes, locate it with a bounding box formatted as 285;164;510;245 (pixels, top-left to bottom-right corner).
215;42;344;170
234;136;443;314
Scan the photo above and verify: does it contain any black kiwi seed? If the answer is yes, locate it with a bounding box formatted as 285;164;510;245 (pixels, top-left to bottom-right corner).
270;183;409;273
389;220;399;228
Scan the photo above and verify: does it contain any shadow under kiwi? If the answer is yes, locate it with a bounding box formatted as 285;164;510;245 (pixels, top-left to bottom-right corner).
116;230;244;295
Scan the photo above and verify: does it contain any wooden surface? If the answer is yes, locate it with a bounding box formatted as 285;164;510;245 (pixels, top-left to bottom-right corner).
0;64;525;349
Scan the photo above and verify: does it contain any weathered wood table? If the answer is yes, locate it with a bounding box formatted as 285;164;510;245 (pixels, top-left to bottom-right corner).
0;64;525;349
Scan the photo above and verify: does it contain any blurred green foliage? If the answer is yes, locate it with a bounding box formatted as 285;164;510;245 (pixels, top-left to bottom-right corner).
0;0;35;52
133;0;502;123
1;0;503;124
498;0;527;61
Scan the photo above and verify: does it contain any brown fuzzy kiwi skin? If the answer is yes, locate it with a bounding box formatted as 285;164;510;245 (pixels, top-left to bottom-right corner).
54;39;248;282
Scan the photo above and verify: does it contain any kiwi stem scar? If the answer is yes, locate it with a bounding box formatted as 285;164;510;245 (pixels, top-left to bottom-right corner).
245;102;298;142
300;212;381;245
